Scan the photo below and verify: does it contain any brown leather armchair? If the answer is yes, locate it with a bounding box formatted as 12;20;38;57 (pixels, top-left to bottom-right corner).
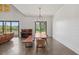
21;29;32;38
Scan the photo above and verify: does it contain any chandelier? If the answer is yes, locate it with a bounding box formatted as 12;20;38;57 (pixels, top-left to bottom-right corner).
38;7;42;21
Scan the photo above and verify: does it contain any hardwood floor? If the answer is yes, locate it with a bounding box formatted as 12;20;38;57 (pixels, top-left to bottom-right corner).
0;37;77;55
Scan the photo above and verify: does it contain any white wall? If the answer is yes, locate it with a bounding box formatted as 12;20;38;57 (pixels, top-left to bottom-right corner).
53;4;79;54
22;16;53;37
0;5;53;37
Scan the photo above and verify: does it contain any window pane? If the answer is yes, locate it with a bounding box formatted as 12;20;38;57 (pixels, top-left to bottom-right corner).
36;22;40;33
40;22;46;32
4;22;10;33
12;22;19;36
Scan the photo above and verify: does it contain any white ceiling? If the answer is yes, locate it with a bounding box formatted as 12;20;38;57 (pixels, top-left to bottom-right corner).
13;4;64;16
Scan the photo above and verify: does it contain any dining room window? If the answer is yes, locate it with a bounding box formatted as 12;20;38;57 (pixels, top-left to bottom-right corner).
35;21;47;37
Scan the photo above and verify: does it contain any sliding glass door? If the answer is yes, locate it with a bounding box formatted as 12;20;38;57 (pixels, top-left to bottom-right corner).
12;22;19;36
0;22;3;34
0;21;19;37
4;21;11;33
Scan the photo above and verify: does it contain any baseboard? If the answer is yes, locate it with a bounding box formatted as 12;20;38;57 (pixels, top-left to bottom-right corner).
53;36;79;55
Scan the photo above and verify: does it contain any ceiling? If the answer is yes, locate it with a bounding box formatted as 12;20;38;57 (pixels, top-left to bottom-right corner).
13;4;64;16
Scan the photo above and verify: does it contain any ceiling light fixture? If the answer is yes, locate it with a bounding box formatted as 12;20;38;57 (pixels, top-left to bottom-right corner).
38;7;42;21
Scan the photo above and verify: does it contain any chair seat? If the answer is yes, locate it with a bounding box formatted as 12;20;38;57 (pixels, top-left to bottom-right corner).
36;39;46;48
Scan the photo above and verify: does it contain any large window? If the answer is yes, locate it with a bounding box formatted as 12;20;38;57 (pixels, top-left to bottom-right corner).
35;21;47;37
35;21;47;33
0;21;19;36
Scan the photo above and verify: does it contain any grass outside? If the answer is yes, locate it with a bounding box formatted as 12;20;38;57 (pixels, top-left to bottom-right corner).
0;26;18;33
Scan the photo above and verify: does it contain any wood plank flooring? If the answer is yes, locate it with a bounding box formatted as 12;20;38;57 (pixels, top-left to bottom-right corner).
0;37;77;55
